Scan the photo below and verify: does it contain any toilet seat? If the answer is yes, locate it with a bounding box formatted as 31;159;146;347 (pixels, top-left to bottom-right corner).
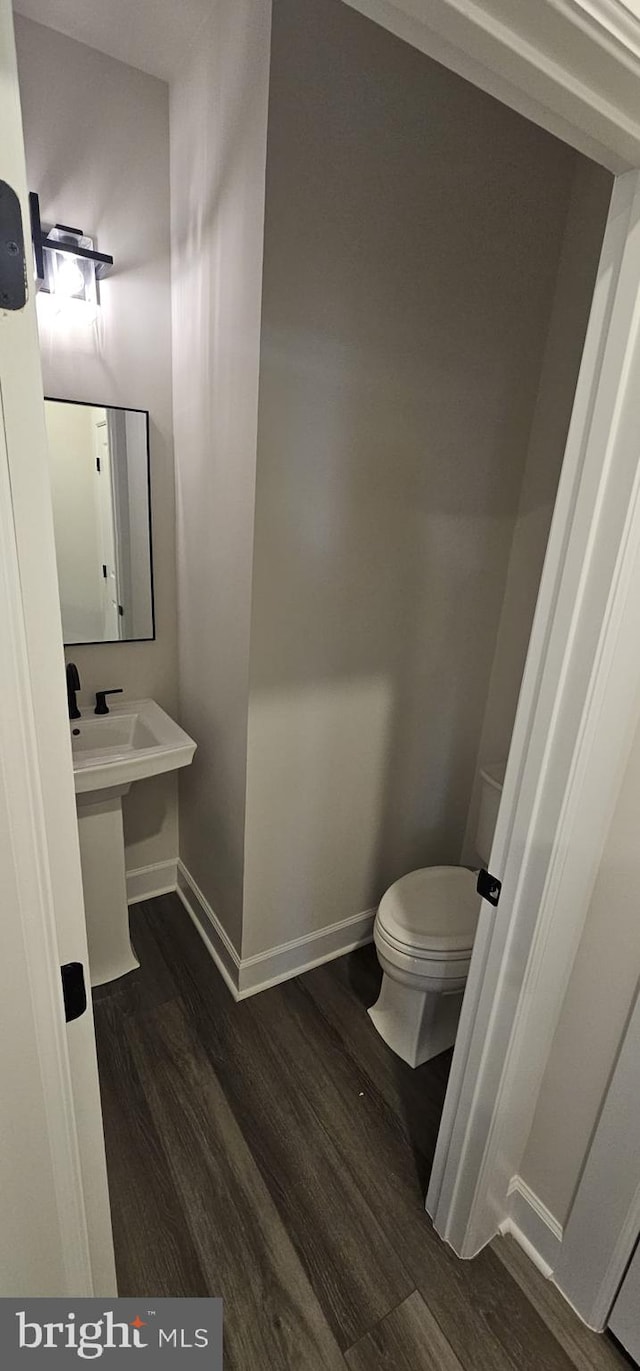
376;865;480;959
375;920;472;964
374;922;471;993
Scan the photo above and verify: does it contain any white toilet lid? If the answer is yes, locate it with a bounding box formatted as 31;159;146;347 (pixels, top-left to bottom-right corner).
376;866;481;955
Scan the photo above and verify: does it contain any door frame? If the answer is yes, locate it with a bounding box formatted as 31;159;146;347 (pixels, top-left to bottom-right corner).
1;0;115;1295
340;0;640;1270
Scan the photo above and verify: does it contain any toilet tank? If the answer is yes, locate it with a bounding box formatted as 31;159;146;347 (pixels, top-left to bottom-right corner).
476;762;505;865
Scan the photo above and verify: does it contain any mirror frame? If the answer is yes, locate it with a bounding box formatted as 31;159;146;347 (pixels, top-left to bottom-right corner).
45;396;156;647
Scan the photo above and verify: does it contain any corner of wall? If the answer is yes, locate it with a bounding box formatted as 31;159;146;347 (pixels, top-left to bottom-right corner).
500;1177;564;1278
170;0;272;954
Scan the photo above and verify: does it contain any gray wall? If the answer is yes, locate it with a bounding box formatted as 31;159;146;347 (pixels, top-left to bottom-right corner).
170;0;272;950
15;16;178;874
242;0;588;957
462;155;612;862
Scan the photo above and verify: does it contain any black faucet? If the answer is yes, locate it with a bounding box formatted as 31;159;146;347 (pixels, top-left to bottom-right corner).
66;662;81;719
95;689;123;715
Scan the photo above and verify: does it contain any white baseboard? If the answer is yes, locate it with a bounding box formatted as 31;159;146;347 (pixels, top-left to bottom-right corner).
175;861;241;999
500;1177;563;1277
126;859;178;905
176;859;375;1001
238;904;375;997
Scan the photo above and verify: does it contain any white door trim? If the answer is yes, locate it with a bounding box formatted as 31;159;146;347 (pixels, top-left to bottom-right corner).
343;0;640;171
0;0;115;1295
553;985;640;1329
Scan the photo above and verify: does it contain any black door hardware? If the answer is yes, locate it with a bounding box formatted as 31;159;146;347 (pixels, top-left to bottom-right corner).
95;688;123;715
0;181;27;311
66;662;81;719
61;962;87;1023
477;869;502;907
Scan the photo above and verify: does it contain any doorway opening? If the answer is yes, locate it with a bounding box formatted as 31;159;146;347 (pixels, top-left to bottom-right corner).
81;0;611;1323
9;0;637;1358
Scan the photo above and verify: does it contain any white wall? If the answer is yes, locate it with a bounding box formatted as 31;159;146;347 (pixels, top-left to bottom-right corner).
45;400;103;644
520;703;640;1227
462;156;612;863
241;0;594;958
15;16;178;875
170;0;272;949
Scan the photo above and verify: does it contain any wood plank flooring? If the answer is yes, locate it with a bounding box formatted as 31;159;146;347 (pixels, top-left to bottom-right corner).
93;893;627;1370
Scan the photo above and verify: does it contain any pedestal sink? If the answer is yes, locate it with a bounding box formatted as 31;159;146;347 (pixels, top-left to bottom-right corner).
71;699;196;986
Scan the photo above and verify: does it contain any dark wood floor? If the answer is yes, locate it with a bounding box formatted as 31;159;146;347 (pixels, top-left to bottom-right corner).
93;894;626;1370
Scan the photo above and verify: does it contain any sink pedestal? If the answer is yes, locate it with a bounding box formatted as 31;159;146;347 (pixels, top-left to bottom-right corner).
76;785;139;987
71;699;196;988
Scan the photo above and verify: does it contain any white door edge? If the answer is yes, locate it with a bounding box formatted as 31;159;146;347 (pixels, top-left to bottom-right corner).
0;384;94;1295
0;0;115;1296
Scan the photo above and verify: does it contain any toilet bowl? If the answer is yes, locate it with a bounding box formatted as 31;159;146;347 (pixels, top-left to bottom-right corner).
368;762;504;1067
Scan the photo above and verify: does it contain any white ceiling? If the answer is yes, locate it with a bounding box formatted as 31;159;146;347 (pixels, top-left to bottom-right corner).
12;0;211;81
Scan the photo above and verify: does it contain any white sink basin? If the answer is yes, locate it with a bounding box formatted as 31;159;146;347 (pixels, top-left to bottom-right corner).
71;698;196;796
70;698;196;988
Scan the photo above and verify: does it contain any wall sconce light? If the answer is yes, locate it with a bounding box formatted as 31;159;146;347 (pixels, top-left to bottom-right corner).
29;191;113;313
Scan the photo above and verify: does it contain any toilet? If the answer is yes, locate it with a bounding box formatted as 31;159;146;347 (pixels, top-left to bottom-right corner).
368;763;504;1067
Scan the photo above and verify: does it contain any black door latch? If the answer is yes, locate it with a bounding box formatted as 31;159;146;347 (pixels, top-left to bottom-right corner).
61;962;87;1023
0;181;27;311
477;869;502;907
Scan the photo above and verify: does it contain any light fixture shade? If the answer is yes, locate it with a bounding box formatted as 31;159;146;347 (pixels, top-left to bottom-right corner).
45;226;98;311
29;193;113;319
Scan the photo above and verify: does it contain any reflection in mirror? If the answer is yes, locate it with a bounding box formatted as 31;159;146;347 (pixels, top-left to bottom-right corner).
44;398;154;645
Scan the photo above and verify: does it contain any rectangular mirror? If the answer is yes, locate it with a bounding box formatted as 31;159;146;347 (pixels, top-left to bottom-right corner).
44;398;155;645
